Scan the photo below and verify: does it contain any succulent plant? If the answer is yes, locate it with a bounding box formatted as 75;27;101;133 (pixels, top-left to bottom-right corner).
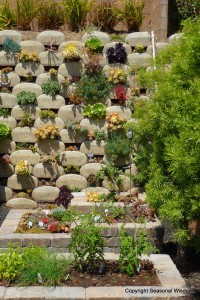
55;186;74;208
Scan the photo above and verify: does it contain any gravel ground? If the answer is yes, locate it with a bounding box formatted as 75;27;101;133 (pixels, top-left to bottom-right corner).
0;204;200;298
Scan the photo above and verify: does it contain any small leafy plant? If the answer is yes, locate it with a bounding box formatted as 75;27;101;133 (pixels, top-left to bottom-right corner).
61;43;82;61
2;38;21;55
18;113;34;127
41;81;61;96
15;160;31;175
86;191;100;202
85;37;103;53
18;50;40;63
55;185;74;208
84;62;102;76
83;103;106;120
0;108;10;118
106;112;126;131
107;67;127;84
96;163;123;192
106;43;127;64
35;125;59;140
134;44;145;53
64;165;80;174
113;84;128;105
40;110;57;120
0;123;10;140
17;91;37;106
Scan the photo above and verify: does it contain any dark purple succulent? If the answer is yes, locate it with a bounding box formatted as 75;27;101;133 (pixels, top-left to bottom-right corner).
106;43;127;64
55;185;74;208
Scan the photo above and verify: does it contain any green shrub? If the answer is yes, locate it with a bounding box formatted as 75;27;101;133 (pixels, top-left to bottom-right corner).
41;81;61;96
18;113;34;127
17;91;37;106
83;103;106;120
40;110;57;120
85;37;103;53
105;131;132;161
0;108;10;118
132;18;200;250
0;123;10;140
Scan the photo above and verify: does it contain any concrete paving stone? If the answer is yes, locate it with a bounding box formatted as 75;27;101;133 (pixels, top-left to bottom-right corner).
56;174;87;190
82;31;110;45
38;51;64;67
36;30;65;45
86;286;126;300
80;140;105;155
0;30;22;44
0;163;14;177
1;218;19;226
12;83;43;97
128;53;152;67
58;105;84;122
105;237;120;247
4;209;27;219
22;234;51;247
44;287;86;300
9;72;20;87
60;128;86;144
11;104;41;120
7;174;38;190
0;226;16;234
59;150;87;167
82;187;109;194
58;40;85;52
51;234;71;247
103;42;132;55
58;62;83;77
0;116;16;130
15;62;45;77
32;186;59;202
0;186;13;202
4;286;46;300
32;163;64;178
34;117;64;130
0;93;17;108
0;138;16;153
0;233;22;247
106;106;132;120
10;150;40;165
80;162;104;178
146;42;168;56
0;51;18;66
99;223;118;237
37;94;65;109
11;127;37;143
157;269;187;287
20;40;45;52
35;140;65;155
6;198;37;209
0;287;6;300
36;73;65;86
80;118;106;131
125;31;151;47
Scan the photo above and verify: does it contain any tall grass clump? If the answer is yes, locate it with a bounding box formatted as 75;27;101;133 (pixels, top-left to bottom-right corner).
37;0;65;29
63;0;94;31
16;0;41;30
0;0;16;30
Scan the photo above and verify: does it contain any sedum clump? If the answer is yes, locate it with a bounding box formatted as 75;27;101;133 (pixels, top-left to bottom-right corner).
61;43;81;61
35;125;59;140
15;160;31;175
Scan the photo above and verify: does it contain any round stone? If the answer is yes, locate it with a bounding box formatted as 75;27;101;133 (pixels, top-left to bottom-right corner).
125;32;150;47
6;198;37;209
124;163;138;176
128;53;152;67
103;174;133;192
146;43;168;56
36;31;65;45
10;150;40;165
15;62;45;77
0;163;14;177
80;118;106;131
168;33;183;44
39;52;64;67
11;105;41;120
35;140;65;154
36;73;65;86
80;163;104;178
0;186;13;202
37;94;65;109
56;174;87;190
0;30;22;44
13;83;43;97
34;117;64;130
60;129;86;144
0;93;17;108
0;51;18;66
32;163;64;178
59;151;87;167
0;116;16;130
58;105;84;122
0;138;16;153
32;186;59;202
58;62;83;77
82;31;110;45
106;106;132;120
20;40;45;52
11;127;37;143
80;140;105;155
9;72;20;87
7;174;38;190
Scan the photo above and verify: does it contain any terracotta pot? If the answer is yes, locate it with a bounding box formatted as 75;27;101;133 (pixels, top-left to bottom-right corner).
188;220;200;236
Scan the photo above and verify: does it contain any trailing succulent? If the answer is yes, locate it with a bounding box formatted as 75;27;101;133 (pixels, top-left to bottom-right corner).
55;186;74;208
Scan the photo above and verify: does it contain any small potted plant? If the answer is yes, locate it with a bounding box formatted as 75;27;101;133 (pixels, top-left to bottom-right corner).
106;43;127;64
61;43;83;77
18;50;40;63
61;43;82;62
15;160;31;175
